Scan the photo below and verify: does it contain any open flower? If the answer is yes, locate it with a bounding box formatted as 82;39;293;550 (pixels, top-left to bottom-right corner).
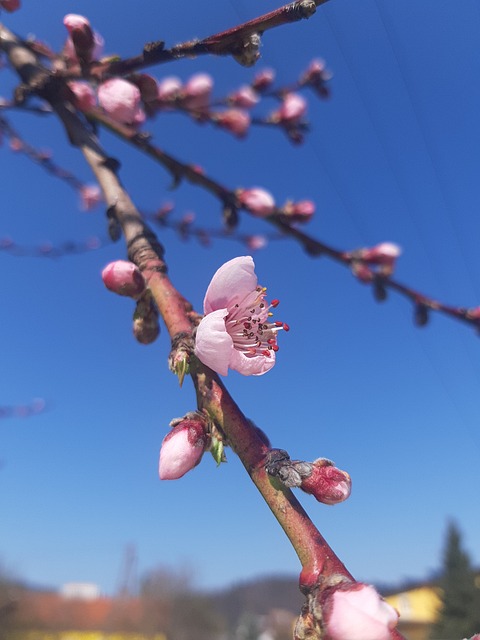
194;256;287;376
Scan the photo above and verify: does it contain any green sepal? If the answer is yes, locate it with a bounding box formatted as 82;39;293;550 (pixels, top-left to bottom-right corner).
210;436;226;466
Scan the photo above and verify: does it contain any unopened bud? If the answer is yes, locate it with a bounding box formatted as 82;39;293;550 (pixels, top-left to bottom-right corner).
181;73;213;112
237;187;275;217
157;76;182;105
282;199;315;223
63;14;97;63
227;85;259;108
68;81;96;113
133;293;160;345
322;582;399;640
251;68;275;92
300;458;351;505
361;242;401;276
351;261;374;283
0;0;20;12
98;78;146;127
414;303;429;327
270;93;307;125
159;414;209;480
102;260;146;298
233;33;261;67
214;109;251;138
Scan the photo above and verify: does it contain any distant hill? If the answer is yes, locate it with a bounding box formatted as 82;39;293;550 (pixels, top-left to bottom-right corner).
209;574;304;629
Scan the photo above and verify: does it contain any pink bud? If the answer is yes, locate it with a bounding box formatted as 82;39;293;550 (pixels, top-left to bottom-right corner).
351;261;374;283
159;418;209;480
68;81;96;112
182;73;213;111
0;0;20;11
98;78;145;126
238;187;276;217
101;260;146;298
271;93;307;124
246;235;268;251
157;76;182;105
300;459;351;505
251;68;275;92
63;14;97;63
215;109;251;138
361;242;402;265
79;184;102;211
323;583;399;640
467;307;480;320
283;199;315;223
227;85;259;108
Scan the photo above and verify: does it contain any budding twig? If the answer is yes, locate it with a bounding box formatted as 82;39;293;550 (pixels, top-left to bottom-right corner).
87;0;329;78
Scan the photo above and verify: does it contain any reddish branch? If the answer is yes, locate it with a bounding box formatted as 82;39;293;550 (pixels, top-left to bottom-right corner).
84;0;329;79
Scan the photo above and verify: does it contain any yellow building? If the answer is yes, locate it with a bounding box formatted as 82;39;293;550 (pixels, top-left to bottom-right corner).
385;584;442;640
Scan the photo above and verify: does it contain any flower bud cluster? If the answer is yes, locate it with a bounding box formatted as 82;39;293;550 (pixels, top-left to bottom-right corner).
237;187;315;223
349;242;402;282
59;15;329;143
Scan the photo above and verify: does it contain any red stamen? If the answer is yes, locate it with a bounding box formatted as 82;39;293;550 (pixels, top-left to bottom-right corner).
274;321;283;327
271;299;280;307
282;323;290;332
271;344;279;352
267;338;276;345
261;349;271;357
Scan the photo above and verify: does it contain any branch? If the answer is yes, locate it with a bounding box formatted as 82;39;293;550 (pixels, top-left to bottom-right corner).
91;0;328;78
83;106;480;334
1;19;405;639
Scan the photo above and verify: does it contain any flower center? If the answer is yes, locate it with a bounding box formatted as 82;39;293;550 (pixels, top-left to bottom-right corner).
226;286;288;358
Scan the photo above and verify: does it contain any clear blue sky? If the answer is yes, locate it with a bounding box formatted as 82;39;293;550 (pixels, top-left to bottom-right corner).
1;0;480;595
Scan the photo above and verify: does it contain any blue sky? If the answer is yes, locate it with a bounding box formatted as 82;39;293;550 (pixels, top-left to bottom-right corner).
1;0;480;595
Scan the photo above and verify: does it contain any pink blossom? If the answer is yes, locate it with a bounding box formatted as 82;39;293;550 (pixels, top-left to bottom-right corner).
63;14;104;63
238;187;276;217
252;68;275;92
246;235;268;251
9;137;23;152
361;242;401;265
79;184;102;211
301;58;332;84
98;78;145;126
271;93;307;124
227;85;259;108
181;73;213;111
283;199;315;223
0;0;20;12
467;307;480;320
159;418;208;480
157;76;182;105
324;583;399;640
194;256;287;376
215;109;251;138
68;81;96;112
300;459;351;505
102;260;146;298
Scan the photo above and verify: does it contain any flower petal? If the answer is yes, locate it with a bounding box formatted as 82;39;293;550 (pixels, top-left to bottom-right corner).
204;256;257;314
229;346;276;376
194;308;233;376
